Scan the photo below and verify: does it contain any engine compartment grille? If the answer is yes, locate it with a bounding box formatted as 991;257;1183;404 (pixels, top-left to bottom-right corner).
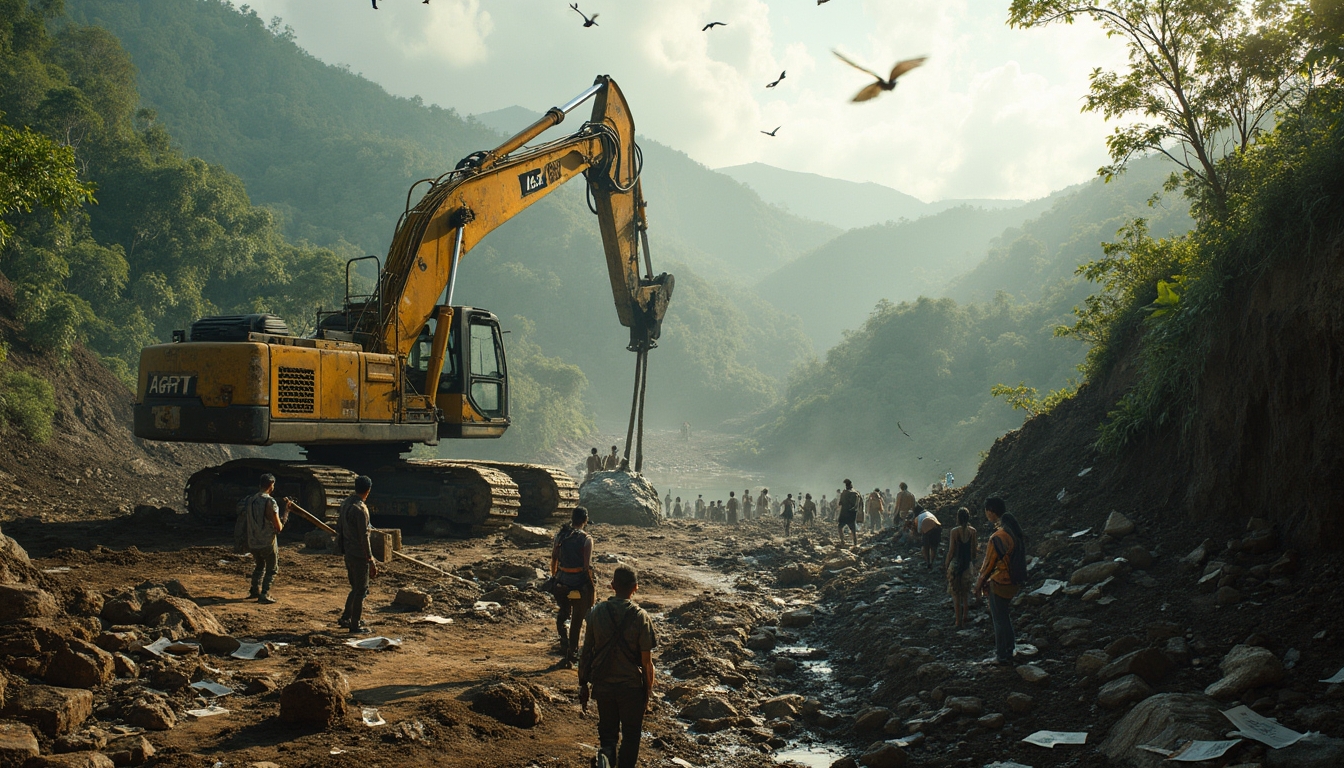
277;367;316;414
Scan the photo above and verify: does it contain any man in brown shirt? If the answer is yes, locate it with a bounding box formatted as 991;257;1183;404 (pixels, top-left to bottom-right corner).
578;566;657;768
336;475;377;634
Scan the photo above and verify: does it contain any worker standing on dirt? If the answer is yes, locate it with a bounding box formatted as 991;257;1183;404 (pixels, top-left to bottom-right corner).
801;493;817;529
726;492;740;525
779;493;796;537
578;565;657;768
585;448;603;483
603;445;620;471
976;497;1027;666
837;480;860;547
336;475;377;633
241;474;290;604
550;507;595;667
894;482;916;525
865;488;886;533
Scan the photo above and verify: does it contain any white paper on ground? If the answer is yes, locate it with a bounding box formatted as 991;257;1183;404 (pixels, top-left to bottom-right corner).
41;567;71;573
414;615;453;625
1168;739;1242;761
329;748;345;755
473;601;502;612
186;706;229;718
1320;666;1344;684
986;762;1034;768
231;642;268;660
188;681;234;697
1134;745;1173;756
1070;528;1091;538
361;707;385;726
1222;705;1307;749
1022;730;1088;748
1030;579;1067;597
345;636;402;650
141;637;173;657
1077;467;1093;476
670;759;696;768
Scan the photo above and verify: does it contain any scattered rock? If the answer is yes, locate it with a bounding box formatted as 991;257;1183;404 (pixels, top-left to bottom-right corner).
1100;693;1226;768
1269;550;1299;576
139;597;225;636
678;696;736;721
1004;692;1034;713
104;735;154;767
1264;734;1344;768
1;686;92;737
1070;561;1122;585
470;682;541;728
858;743;906;768
915;662;950;683
977;712;1005;729
1016;665;1049;685
1106;636;1144;658
0;586;58;623
303;529;333;552
779;608;814;628
1052;617;1093;633
578;472;662;527
759;695;802;720
1099;674;1153;709
1179;541;1211;573
393;589;432;610
746;632;776;651
1099;648;1175;685
23;752;114;768
503;524;552;547
1122;545;1154;569
1104;511;1135;537
830;758;858;768
1163;637;1190;666
44;640;114;690
98;596;141;626
945;697;983;715
1215;586;1242;605
1076;649;1110;677
0;721;39;768
776;563;821;587
64;590;103;619
197;632;240;656
774;657;797;675
279;661;350;728
854;708;892;732
124;696;174;731
1205;644;1283;699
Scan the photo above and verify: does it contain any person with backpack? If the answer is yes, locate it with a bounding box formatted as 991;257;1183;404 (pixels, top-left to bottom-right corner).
578;565;657;768
236;474;291;604
836;479;861;547
336;475;377;634
550;507;595;667
976;497;1028;665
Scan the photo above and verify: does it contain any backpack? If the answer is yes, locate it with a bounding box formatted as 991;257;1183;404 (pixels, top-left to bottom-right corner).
993;534;1029;585
587;603;641;682
233;494;253;554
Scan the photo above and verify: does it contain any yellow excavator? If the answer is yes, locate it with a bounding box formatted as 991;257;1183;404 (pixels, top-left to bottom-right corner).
132;76;673;533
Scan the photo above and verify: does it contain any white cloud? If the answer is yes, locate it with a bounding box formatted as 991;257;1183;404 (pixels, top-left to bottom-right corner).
244;0;1129;201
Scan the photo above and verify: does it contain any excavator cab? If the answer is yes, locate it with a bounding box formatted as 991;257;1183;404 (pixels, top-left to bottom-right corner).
405;306;509;439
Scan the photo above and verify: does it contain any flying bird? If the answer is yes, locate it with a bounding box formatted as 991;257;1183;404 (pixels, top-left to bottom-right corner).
833;51;927;102
570;3;599;27
702;21;727;31
897;421;910;438
766;71;786;88
760;126;780;137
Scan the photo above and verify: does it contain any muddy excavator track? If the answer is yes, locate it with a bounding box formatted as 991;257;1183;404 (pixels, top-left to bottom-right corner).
186;458;521;534
466;461;578;526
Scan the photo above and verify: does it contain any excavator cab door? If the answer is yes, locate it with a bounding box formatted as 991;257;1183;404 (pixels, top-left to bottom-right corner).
416;307;509;439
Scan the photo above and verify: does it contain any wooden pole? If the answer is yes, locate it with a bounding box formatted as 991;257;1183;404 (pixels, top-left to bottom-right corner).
286;500;468;583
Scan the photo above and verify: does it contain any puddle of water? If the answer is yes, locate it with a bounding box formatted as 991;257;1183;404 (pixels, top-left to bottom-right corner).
774;745;846;767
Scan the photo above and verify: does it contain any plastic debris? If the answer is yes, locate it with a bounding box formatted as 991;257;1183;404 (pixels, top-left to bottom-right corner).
231;642;269;660
361;707;386;727
189;681;234;697
344;636;402;650
1222;705;1309;749
186;706;229;718
1022;730;1087;748
1320;666;1344;684
414;615;453;625
1070;528;1090;538
140;637;174;657
473;601;502;612
1077;467;1092;477
1030;579;1067;596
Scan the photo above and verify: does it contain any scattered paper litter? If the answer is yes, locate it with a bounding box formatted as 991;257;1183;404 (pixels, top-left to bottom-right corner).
41;567;71;573
414;615;453;625
1222;705;1308;749
1070;528;1091;538
189;681;234;697
231;642;268;660
1135;745;1173;756
140;637;173;657
345;636;402;650
670;759;696;768
186;706;229;718
1168;739;1241;761
473;601;502;612
1022;730;1088;748
1056;488;1067;501
217;560;230;567
1320;667;1344;684
986;762;1034;768
329;748;345;756
1030;579;1067;597
361;707;386;727
1077;467;1093;477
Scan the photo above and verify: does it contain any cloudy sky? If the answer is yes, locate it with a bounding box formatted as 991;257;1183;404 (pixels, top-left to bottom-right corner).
242;0;1129;202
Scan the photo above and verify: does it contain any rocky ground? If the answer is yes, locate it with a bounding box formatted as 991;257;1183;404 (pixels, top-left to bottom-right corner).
0;485;1340;768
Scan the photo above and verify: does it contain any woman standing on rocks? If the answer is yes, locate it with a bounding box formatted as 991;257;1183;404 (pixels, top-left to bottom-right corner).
944;507;978;629
976;497;1027;665
779;493;796;537
550;506;595;668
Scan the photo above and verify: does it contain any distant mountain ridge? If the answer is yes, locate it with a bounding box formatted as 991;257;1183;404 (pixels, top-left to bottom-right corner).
717;162;1029;231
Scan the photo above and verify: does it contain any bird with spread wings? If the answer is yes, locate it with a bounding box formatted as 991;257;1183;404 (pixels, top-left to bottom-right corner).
833;51;927;102
702;21;727;31
760;126;780;137
570;3;599;27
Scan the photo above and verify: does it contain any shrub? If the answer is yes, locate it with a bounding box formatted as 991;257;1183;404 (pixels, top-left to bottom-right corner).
0;370;57;443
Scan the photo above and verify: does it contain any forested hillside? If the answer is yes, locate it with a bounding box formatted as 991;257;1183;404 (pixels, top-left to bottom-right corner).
65;0;821;439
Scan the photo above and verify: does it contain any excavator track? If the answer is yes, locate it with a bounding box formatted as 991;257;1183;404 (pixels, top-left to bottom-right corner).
185;458;520;534
465;461;578;526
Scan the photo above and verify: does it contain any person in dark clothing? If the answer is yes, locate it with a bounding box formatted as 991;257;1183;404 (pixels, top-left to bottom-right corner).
578;566;656;768
944;507;978;629
837;479;860;547
779;493;796;537
550;507;595;667
977;497;1027;665
240;474;292;604
336;475;377;633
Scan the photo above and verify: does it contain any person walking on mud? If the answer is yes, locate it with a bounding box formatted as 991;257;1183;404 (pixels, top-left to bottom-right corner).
944;507;977;629
578;565;657;768
336;475;377;633
976;497;1027;666
837;480;860;547
800;493;817;529
240;474;291;604
779;493;796;536
550;507;596;667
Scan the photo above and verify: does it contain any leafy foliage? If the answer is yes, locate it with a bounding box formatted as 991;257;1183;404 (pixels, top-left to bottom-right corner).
990;380;1079;417
0;369;56;443
0;118;95;247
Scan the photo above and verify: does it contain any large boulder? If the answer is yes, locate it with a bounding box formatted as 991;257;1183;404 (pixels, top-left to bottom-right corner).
43;641;114;689
139;597;225;636
578;472;661;527
502;524;552;547
678;695;736;721
278;661;349;728
1100;693;1225;768
0;533;34;585
858;742;906;768
1;687;92;737
1204;644;1283;699
1099;648;1175;685
1098;675;1153;709
1070;561;1123;585
470;682;542;728
1104;511;1135;537
24;754;114;768
0;587;57;623
123;696;174;731
0;721;39;768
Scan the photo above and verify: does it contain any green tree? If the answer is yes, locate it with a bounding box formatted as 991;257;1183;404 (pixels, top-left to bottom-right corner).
1009;0;1306;216
0;118;95;247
